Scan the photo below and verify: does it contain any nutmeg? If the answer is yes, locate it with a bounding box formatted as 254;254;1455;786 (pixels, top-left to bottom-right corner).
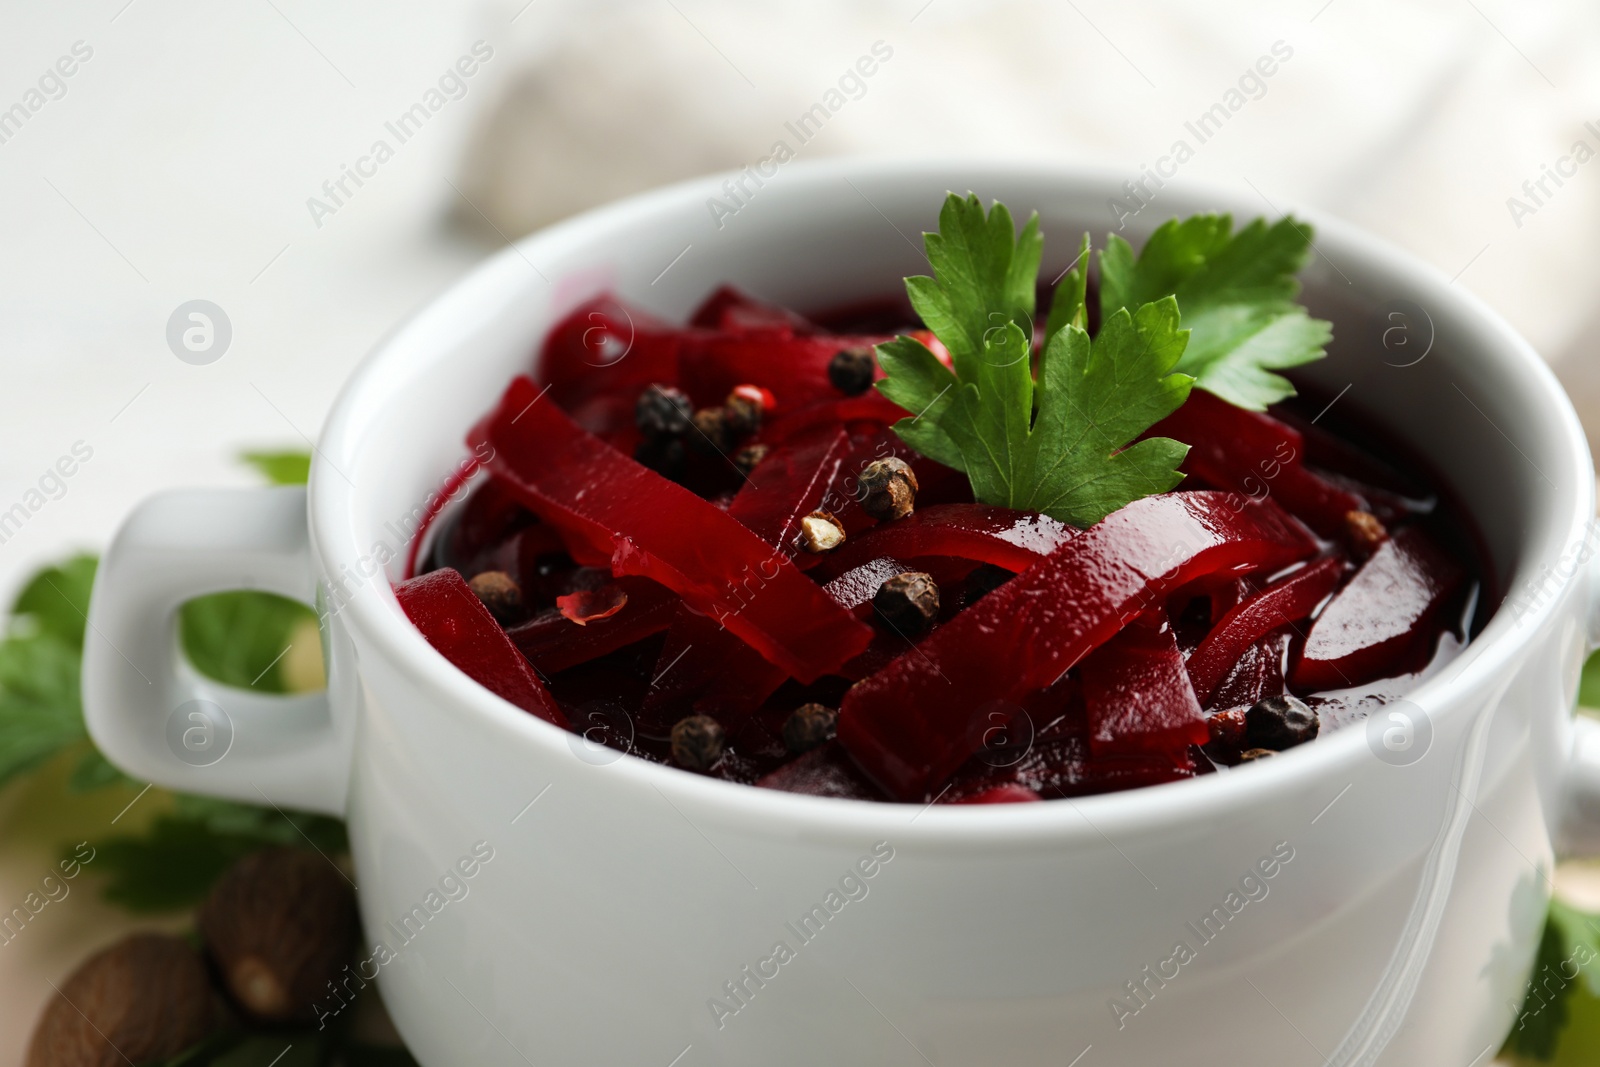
26;934;216;1067
198;847;359;1024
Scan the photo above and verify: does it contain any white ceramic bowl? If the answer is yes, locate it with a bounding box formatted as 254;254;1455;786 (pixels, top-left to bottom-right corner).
84;160;1600;1066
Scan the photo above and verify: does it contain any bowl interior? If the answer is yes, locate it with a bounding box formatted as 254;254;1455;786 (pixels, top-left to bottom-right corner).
321;159;1590;688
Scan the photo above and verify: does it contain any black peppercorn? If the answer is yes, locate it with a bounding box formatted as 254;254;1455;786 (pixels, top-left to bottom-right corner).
783;703;838;754
670;714;725;771
857;457;919;521
468;571;524;624
1245;695;1320;750
634;436;687;481
828;346;876;395
733;443;770;475
874;571;940;636
687;408;733;454
635;383;693;439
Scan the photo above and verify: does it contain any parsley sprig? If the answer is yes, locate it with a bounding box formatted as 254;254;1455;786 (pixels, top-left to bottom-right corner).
876;193;1334;526
877;194;1193;527
1100;214;1332;410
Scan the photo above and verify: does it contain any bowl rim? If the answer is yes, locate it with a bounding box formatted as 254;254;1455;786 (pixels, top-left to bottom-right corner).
311;155;1595;845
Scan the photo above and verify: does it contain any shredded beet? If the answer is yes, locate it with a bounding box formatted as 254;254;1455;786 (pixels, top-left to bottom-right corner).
395;290;1482;805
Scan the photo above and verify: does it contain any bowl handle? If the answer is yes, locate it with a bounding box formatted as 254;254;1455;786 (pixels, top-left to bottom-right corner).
82;486;347;816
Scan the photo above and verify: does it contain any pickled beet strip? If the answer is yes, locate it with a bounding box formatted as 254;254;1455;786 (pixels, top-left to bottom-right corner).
1152;389;1367;539
394;568;567;728
1274;406;1428;501
689;285;816;334
420;477;537;580
760;394;909;445
1185;555;1344;704
1081;614;1209;757
756;741;889;800
731;425;850;548
638;426;853;718
823;557;911;611
837;491;1318;799
652;614;790;723
678;331;891;411
473;377;872;682
813;504;1077;583
537;296;690;411
1292;525;1463;690
640;611;788;728
942;733;1197;803
1206;630;1290;713
508;578;679;675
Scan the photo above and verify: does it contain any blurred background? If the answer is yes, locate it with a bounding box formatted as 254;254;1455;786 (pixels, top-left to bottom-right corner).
3;0;1599;1061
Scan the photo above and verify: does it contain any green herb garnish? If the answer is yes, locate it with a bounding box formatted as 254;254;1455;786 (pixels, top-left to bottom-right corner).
1099;214;1332;410
1506;897;1600;1061
877;194;1192;527
876;194;1334;525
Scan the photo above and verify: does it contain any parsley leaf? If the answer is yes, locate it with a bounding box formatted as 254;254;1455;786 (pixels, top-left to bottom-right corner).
1508;907;1581;1060
12;554;97;649
1503;899;1600;1061
1024;300;1194;525
179;591;319;694
1100;214;1331;410
0;559;95;790
90;794;347;912
0;633;86;789
905;193;1043;365
877;195;1192;527
240;449;312;486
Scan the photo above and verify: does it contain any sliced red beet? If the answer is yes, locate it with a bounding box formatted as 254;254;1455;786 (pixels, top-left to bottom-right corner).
638;426;853;718
759;394;909;445
678;331;885;411
640;611;789;729
755;741;888;800
508;577;679;675
1292;525;1463;690
422;477;536;578
689;285;816;333
474;377;872;681
1206;630;1290;713
537;296;690;411
823;557;911;611
814;504;1077;583
1152;389;1367;540
395;568;567;727
1185;555;1344;704
837;491;1318;799
732;425;851;549
943;733;1198;802
1080;614;1208;757
1275;406;1429;502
